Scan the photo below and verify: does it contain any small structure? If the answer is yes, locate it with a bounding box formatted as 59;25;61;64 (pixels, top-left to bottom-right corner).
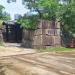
2;21;22;43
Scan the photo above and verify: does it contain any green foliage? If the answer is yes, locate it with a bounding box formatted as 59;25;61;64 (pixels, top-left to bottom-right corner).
2;12;11;21
60;0;75;34
38;0;59;20
17;15;38;29
23;0;59;20
8;0;75;34
0;5;5;19
0;5;11;21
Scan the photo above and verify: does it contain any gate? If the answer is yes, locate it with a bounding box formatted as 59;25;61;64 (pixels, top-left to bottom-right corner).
2;21;22;43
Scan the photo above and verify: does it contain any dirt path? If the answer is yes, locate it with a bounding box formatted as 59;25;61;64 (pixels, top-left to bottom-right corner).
0;43;75;75
0;52;75;75
0;43;36;56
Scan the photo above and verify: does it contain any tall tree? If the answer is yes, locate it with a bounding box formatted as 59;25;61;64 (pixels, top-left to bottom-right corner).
0;5;10;20
7;0;75;33
23;0;59;20
60;0;75;34
2;12;11;20
0;5;5;19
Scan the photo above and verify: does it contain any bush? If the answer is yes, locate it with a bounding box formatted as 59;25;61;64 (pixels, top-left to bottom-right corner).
17;15;38;30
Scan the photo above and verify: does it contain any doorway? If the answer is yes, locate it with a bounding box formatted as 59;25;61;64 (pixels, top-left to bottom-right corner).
2;21;22;43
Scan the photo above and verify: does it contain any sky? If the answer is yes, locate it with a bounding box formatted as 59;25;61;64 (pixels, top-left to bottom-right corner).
0;0;29;20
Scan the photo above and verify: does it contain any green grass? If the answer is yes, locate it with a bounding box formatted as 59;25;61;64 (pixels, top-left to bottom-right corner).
38;47;75;52
0;42;3;46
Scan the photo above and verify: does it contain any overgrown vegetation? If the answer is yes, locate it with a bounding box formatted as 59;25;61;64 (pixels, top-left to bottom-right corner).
59;0;75;34
14;0;58;30
7;0;75;33
17;15;38;29
6;0;75;34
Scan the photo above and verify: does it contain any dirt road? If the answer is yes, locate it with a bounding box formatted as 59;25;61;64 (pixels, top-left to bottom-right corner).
0;52;75;75
0;43;75;75
0;43;36;56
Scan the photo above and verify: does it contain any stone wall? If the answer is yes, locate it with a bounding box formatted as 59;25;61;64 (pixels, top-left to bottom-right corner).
21;29;34;48
32;20;61;49
0;20;3;44
0;28;3;44
22;20;61;49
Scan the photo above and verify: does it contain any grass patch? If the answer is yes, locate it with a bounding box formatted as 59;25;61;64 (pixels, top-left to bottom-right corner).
38;47;75;52
0;42;4;46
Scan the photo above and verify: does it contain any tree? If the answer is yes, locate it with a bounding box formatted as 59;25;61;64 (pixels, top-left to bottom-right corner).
7;0;75;34
7;0;59;20
0;5;5;19
1;12;11;20
60;0;75;34
7;0;61;30
22;0;59;20
17;14;38;29
0;5;11;20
